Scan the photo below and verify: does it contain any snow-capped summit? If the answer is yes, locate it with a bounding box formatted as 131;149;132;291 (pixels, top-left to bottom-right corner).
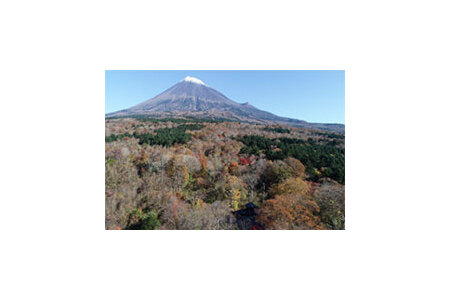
182;76;206;85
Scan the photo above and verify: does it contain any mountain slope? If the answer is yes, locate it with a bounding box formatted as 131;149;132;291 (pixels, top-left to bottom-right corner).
107;76;344;132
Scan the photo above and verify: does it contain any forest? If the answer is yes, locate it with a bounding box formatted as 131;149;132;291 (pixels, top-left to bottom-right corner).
105;117;345;230
238;135;344;184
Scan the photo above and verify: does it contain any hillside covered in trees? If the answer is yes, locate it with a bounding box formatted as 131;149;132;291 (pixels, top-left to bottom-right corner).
105;117;345;230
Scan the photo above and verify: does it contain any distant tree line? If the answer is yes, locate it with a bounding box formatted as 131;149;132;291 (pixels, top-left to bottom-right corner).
106;115;234;124
105;132;132;143
263;126;291;134
315;131;345;140
105;124;205;147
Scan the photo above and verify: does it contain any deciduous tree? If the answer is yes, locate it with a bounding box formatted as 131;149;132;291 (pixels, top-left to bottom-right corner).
257;194;324;230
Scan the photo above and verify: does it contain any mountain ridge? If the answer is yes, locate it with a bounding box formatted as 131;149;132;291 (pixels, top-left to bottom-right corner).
107;77;344;132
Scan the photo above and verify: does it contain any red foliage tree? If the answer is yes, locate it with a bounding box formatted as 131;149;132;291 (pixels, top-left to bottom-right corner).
239;157;251;165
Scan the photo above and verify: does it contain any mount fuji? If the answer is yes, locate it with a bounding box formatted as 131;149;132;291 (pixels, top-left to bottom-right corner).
107;76;344;132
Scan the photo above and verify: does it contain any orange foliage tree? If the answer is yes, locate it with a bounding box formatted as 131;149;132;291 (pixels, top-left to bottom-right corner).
257;194;325;230
228;161;239;175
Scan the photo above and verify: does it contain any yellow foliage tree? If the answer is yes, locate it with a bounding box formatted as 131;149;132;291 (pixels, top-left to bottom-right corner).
229;189;241;210
225;175;244;210
269;177;310;198
167;157;190;190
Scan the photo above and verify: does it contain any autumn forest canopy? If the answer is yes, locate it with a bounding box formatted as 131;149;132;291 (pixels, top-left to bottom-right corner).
105;116;345;230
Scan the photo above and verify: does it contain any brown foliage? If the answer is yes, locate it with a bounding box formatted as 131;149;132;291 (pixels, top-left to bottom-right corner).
314;179;345;229
160;194;236;230
257;194;325;230
105;155;141;228
105;118;344;230
284;157;306;178
197;153;208;173
228;161;239;175
262;160;292;189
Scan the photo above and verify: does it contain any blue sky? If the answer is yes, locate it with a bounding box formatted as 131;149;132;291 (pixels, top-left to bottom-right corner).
105;70;345;124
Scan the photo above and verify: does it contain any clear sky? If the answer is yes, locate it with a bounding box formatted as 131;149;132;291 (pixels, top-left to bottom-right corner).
105;70;345;124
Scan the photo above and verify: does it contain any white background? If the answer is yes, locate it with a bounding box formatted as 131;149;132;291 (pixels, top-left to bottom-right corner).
1;0;449;299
